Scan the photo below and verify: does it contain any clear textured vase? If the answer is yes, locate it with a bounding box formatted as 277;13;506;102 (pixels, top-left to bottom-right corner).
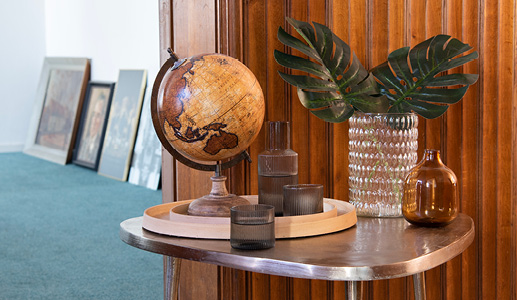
258;121;298;216
348;113;419;217
402;149;458;226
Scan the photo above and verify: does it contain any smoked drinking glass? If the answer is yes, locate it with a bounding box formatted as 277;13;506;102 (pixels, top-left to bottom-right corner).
230;204;275;250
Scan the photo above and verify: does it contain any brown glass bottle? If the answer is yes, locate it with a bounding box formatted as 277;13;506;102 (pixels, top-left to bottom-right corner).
402;149;458;227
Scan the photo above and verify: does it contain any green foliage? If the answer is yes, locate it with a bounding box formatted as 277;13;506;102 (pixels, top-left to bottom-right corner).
275;18;479;121
372;35;479;118
274;18;388;123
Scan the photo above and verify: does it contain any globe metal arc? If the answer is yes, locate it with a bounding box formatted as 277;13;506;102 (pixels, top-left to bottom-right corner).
151;50;265;172
151;50;265;217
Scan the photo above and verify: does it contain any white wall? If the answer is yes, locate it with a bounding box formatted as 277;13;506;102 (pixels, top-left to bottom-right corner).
0;0;46;152
0;0;160;152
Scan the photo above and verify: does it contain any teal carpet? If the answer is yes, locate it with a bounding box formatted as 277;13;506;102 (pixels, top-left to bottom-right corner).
0;153;162;299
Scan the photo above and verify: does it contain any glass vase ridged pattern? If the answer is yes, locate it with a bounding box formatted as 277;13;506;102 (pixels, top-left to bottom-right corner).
348;113;418;217
258;121;298;216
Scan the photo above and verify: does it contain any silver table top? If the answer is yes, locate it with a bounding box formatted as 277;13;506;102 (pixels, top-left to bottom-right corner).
120;213;474;281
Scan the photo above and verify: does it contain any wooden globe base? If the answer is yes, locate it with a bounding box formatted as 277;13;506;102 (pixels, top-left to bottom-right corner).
187;175;250;217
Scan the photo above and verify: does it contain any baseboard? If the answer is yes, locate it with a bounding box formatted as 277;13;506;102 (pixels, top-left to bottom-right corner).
0;143;24;153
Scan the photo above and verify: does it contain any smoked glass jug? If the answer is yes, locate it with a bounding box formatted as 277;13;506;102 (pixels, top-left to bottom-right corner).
402;149;458;227
258;121;298;216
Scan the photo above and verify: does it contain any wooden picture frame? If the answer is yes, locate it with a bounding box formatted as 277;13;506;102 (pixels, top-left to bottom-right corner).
97;70;147;181
72;82;115;170
24;57;90;165
128;92;162;190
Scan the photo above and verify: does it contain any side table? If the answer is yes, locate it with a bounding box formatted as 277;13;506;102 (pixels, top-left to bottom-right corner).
120;213;474;300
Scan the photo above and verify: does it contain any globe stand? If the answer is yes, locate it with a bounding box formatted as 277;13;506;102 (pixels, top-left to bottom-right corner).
151;48;261;218
187;165;250;217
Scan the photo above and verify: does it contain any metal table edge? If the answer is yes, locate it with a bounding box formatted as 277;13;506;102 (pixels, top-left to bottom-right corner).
119;214;475;281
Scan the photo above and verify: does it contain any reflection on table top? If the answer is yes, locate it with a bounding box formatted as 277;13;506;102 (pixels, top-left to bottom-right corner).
120;213;474;281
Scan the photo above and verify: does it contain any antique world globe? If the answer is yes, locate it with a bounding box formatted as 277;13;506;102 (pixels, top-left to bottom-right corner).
155;53;265;163
151;51;265;217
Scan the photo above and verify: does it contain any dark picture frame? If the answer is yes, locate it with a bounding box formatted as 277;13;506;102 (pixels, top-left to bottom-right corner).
24;57;90;165
72;82;115;170
97;70;147;181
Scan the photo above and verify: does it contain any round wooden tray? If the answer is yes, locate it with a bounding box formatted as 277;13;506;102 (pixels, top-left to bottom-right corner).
142;195;357;239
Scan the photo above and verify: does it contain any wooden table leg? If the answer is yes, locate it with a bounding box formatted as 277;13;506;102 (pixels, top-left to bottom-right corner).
413;273;426;300
346;281;358;300
165;256;182;300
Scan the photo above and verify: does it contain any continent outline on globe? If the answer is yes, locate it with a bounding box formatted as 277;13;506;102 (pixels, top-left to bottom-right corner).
156;53;265;162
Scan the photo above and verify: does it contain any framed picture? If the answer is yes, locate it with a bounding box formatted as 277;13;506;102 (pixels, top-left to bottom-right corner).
24;57;90;165
97;70;147;181
72;82;115;170
128;92;162;190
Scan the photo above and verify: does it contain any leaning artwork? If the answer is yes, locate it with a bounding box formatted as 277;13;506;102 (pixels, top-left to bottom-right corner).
73;82;115;170
97;69;147;181
128;93;162;189
24;57;90;165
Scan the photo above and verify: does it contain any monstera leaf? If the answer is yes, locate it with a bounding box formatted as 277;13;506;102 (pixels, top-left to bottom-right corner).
275;18;479;121
371;35;479;118
274;18;388;122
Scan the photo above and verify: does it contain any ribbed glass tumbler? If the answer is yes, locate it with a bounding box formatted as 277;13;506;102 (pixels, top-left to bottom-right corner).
348;113;419;217
282;184;324;216
230;204;275;250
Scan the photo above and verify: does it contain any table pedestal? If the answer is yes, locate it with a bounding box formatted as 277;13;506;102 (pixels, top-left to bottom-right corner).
413;273;426;300
165;257;181;300
347;281;358;299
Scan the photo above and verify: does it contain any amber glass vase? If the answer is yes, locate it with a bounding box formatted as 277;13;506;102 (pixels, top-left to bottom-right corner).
402;149;458;226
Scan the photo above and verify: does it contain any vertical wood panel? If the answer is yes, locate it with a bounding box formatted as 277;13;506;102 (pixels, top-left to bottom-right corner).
387;0;406;51
243;0;262;199
460;0;480;299
513;2;517;298
350;0;368;67
289;0;310;186
158;0;517;299
329;0;351;203
480;0;498;298
444;0;465;299
496;1;514;299
422;0;444;157
369;0;389;67
513;2;517;295
421;1;446;298
158;0;175;206
408;0;427;164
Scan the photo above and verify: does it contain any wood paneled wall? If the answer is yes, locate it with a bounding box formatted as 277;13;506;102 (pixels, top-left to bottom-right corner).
158;0;517;299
